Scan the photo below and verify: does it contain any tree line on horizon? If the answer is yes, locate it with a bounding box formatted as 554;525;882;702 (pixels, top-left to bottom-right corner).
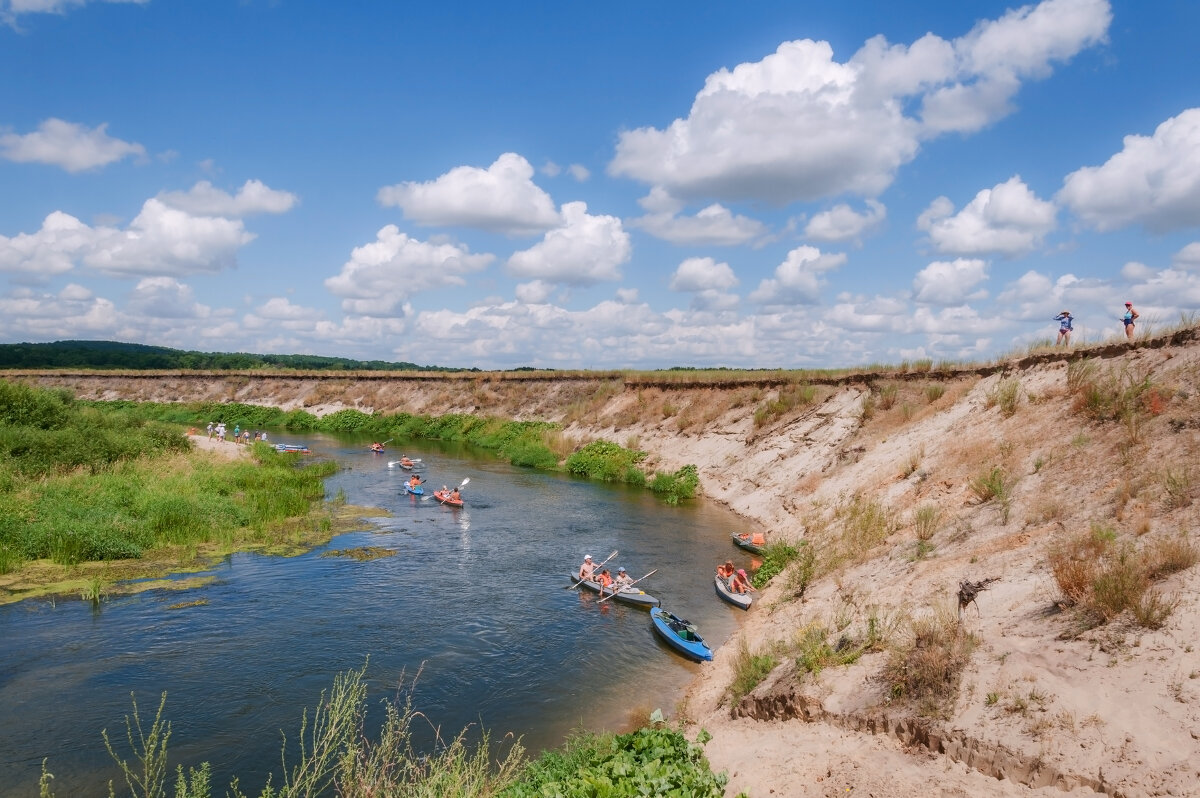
0;339;478;372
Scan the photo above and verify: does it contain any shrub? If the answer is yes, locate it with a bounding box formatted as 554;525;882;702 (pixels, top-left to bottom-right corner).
883;606;976;714
913;505;941;542
727;640;779;704
750;541;803;588
924;383;945;403
565;440;647;482
986;378;1021;417
649;464;699;505
752;381;816;428
878;384;898;410
317;408;372;432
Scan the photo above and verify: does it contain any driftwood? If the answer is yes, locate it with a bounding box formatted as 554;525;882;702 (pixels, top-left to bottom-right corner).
957;577;1000;618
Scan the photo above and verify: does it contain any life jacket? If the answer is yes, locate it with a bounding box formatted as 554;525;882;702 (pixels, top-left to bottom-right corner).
598;573;613;587
751;533;766;545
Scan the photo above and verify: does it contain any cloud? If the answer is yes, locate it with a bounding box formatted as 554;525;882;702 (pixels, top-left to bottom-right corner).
568;164;590;181
324;225;494;316
506;201;631;285
749;245;846;306
918;176;1057;256
157;179;298;216
805;200;886;243
0;118;145;172
515;279;554;304
912;258;989;304
5;0;147;15
630;187;767;246
377;152;562;235
125;277;210;319
669;257;740;311
0;284;120;340
1173;242;1200;270
609;0;1110;204
0;200;254;279
1058;108;1200;233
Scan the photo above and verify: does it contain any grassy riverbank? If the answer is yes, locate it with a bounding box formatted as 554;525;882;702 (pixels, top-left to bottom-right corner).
84;398;702;504
0;381;361;604
37;665;736;798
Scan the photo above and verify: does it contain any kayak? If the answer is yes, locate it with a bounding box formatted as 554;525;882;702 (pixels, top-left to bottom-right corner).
399;460;415;470
274;444;310;454
567;573;660;608
650;608;713;662
731;531;766;555
433;490;463;507
714;574;752;610
404;484;424;496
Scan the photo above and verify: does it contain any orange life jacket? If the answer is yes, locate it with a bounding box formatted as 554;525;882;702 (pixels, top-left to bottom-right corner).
751;533;766;545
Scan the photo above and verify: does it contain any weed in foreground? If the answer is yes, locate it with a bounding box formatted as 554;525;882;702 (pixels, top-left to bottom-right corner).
727;640;780;705
986;378;1022;417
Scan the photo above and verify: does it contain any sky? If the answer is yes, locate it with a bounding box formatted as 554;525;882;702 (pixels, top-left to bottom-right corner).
2;0;1200;370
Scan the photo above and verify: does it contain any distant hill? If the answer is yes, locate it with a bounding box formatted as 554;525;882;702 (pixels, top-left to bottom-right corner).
0;340;464;372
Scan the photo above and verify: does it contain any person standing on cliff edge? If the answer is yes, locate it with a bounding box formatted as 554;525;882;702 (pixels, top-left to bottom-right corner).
1054;310;1073;346
1122;302;1139;340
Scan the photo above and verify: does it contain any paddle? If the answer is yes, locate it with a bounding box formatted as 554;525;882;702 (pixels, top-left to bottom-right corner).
598;568;658;603
566;550;619;589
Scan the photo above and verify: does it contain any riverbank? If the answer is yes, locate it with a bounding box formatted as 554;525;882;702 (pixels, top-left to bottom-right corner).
11;325;1200;795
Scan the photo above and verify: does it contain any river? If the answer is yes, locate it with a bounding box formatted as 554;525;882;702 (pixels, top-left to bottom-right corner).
0;434;755;796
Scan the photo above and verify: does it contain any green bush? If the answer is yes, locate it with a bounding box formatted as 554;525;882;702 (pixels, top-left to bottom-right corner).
317;408;372;432
751;541;804;588
565;440;647;482
649;464;699;505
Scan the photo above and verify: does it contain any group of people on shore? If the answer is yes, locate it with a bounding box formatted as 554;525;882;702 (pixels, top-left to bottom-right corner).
205;422;268;444
1053;301;1139;346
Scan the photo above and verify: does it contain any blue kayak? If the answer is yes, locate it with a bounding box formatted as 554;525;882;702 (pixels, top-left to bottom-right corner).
650;608;712;662
404;484;424;495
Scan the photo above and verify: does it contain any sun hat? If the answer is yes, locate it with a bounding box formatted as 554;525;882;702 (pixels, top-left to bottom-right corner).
618;567;626;572
1125;302;1132;306
584;554;592;560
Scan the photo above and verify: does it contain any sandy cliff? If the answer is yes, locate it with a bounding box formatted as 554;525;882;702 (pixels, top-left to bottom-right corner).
16;328;1200;796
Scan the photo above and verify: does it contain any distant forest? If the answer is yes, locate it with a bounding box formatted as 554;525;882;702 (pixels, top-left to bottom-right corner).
0;340;474;372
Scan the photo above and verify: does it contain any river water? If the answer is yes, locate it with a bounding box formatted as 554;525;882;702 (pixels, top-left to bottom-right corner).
0;434;756;796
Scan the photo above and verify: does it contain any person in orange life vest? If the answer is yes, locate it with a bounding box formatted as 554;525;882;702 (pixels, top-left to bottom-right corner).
596;568;614;597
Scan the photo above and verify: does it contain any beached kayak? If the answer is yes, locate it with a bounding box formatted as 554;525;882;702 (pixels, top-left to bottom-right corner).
731;531;765;555
433;490;463;506
650;608;713;661
567;573;660;608
714;574;752;610
274;444;310;454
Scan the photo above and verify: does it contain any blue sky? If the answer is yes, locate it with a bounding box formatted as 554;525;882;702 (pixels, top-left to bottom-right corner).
2;0;1199;369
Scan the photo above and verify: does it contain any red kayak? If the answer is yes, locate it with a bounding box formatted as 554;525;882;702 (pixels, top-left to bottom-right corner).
433;490;463;507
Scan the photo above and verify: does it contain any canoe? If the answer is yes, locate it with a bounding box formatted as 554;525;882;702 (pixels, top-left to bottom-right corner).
404;484;424;495
399;461;415;470
433;490;463;507
714;574;752;610
650;608;712;662
567;573;660;608
274;444;310;454
731;531;765;555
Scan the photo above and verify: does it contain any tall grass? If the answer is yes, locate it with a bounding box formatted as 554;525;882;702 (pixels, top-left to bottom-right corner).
883;604;976;715
40;665;729;797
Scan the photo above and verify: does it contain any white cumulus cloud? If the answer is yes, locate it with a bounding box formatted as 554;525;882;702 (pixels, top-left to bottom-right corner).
631;188;767;246
805;200;886;243
157;179;298;217
749;245;846;306
0;200;254;279
324;225;494;316
377;152;562;235
1173;242;1200;270
609;0;1110;205
918;176;1057;256
1058;108;1200;233
912;258;989;304
0;118;145;172
506;201;631;285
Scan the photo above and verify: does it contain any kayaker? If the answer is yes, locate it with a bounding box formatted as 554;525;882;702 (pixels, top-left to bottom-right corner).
596;568;614;597
733;568;756;593
613;567;633;591
407;474;422;489
449;487;461;502
578;555;595;581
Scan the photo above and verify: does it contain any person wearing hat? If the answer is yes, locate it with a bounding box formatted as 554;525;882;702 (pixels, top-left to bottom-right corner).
613;566;633;591
732;567;757;594
1054;309;1073;346
1122;302;1139;340
577;554;595;582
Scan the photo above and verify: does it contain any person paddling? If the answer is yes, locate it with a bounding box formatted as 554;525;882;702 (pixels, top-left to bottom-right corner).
613;566;633;591
407;474;422;490
578;554;595;582
596;568;615;597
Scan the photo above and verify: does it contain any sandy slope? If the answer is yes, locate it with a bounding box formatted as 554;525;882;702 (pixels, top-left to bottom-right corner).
17;330;1200;796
